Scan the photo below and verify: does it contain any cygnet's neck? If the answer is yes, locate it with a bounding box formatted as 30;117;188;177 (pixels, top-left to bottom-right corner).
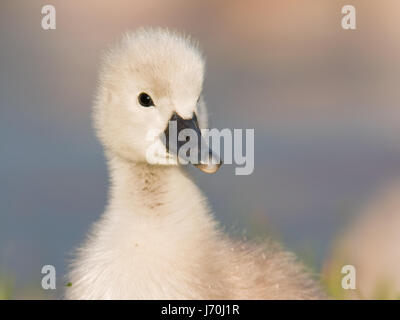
106;154;212;223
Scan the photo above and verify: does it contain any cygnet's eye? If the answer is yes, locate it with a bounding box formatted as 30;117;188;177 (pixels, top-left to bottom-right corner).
138;92;154;107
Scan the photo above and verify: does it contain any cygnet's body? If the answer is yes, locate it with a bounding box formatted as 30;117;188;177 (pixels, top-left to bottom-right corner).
66;28;324;300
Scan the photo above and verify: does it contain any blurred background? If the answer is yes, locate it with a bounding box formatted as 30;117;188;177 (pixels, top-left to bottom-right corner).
1;0;400;299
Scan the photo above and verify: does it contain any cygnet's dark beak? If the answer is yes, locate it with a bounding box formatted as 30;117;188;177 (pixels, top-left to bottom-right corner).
163;112;222;174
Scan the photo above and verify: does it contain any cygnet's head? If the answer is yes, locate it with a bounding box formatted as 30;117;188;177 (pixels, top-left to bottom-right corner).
94;28;220;173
